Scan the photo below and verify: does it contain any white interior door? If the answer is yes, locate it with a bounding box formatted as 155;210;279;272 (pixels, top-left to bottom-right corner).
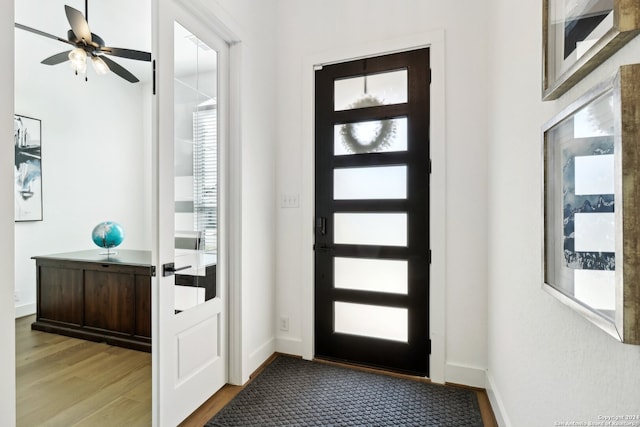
153;1;229;425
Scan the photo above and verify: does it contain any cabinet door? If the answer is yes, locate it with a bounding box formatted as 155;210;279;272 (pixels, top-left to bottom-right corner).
38;265;83;325
84;270;135;335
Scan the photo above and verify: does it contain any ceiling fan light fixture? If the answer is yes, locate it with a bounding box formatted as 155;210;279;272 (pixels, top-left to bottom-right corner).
91;56;110;75
16;3;151;83
68;47;87;74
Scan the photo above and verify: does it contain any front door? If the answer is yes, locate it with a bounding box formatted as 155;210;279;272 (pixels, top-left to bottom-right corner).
314;48;430;376
153;1;229;425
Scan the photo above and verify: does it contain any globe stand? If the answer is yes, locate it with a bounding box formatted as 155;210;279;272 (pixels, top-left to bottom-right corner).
99;247;118;256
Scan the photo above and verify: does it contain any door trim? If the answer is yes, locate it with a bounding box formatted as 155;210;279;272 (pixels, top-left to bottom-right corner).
299;30;446;383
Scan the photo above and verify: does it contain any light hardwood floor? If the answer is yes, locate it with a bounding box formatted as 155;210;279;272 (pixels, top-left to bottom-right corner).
16;315;151;427
17;317;497;427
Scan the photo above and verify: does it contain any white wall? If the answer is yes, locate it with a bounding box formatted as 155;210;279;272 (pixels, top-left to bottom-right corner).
0;0;16;423
273;0;490;385
487;0;640;425
14;21;151;317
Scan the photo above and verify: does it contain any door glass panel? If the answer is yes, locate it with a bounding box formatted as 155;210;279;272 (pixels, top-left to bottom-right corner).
334;70;407;111
334;213;407;246
334;166;406;200
334;257;407;294
173;22;218;314
334;302;408;342
334;117;407;155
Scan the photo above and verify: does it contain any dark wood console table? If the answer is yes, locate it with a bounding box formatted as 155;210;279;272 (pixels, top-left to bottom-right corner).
32;250;154;352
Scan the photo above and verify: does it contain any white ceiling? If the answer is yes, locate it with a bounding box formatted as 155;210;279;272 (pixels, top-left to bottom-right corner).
15;0;153;83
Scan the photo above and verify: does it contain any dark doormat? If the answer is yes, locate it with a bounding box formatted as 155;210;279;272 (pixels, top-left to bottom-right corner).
205;355;483;426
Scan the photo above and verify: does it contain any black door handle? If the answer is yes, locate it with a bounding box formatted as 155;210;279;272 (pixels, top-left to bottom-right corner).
162;262;193;277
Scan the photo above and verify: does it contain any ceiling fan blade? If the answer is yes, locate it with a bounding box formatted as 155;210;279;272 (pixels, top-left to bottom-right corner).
15;23;75;46
41;51;72;65
100;56;139;83
100;47;151;62
65;5;92;43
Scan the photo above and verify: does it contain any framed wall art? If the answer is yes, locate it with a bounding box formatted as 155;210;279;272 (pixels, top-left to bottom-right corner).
543;64;640;344
14;115;43;222
542;0;640;101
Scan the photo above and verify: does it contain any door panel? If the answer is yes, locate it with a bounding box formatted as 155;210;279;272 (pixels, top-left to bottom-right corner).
334;117;407;155
176;314;220;381
334;257;408;294
334;301;408;342
315;48;430;376
334;69;408;110
333;165;407;200
154;1;228;425
334;212;407;246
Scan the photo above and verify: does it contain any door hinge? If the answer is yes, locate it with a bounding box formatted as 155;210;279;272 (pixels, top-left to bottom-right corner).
315;217;327;235
429;68;432;84
151;265;156;277
429;158;432;174
314;243;335;252
428;338;432;355
152;59;156;95
429;250;432;264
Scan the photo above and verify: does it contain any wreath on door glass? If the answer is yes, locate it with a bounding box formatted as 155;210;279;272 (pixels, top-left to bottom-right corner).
340;95;396;154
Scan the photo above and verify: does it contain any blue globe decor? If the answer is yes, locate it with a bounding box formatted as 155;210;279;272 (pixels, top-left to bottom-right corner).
92;221;125;255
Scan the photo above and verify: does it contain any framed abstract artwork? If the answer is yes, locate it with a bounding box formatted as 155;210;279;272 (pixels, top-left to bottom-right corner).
14;115;43;222
542;0;640;100
543;64;640;344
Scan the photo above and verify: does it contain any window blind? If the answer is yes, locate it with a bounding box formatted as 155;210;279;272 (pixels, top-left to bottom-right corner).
193;104;217;252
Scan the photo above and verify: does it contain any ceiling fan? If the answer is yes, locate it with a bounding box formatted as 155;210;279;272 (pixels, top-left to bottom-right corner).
15;1;151;83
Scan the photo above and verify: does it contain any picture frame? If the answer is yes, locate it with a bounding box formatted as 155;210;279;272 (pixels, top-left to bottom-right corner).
14;115;43;222
543;64;640;344
542;0;640;101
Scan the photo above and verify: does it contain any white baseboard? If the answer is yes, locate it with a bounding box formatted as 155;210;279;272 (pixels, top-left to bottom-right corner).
445;362;486;388
246;337;276;380
275;336;303;356
486;370;511;427
15;303;35;319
